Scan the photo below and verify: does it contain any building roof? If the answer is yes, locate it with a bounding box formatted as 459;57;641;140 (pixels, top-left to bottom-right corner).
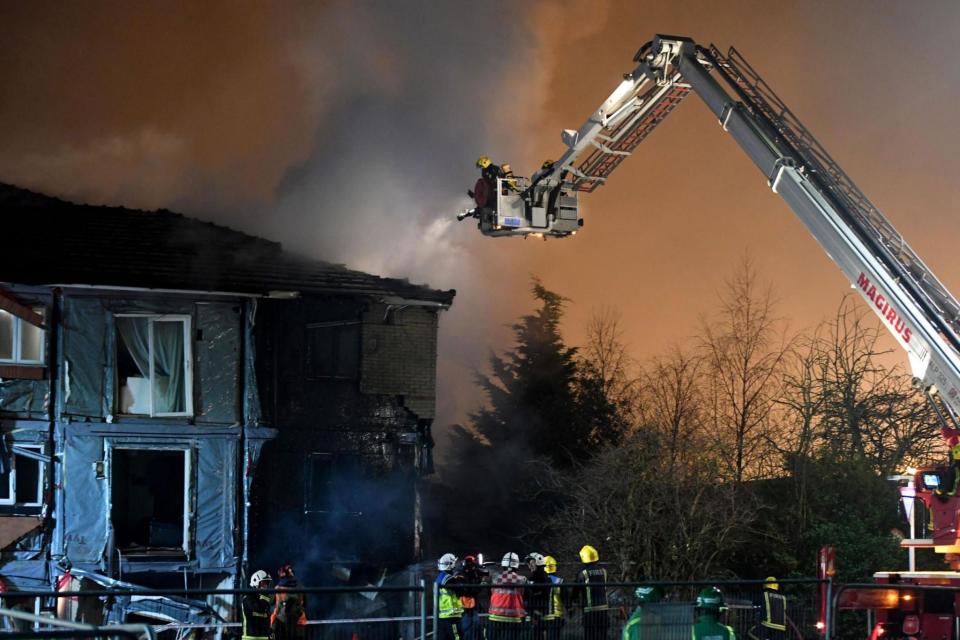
0;183;455;305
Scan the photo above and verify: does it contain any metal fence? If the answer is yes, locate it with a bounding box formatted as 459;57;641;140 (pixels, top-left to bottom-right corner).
0;577;829;640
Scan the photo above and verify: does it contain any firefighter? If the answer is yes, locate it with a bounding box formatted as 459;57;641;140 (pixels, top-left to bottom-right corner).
694;587;736;640
749;577;787;640
242;570;273;640
577;545;609;640
459;555;488;640
543;555;565;640
437;553;465;640
622;585;664;640
934;431;960;500
271;564;307;640
525;553;550;639
488;552;527;640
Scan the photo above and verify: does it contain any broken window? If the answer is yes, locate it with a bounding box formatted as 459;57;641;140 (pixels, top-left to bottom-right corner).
0;445;45;507
304;452;364;514
116;315;193;417
110;448;190;553
305;321;360;379
0;308;45;365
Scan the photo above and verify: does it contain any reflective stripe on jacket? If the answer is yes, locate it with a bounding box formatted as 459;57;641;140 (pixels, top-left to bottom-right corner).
489;570;526;622
545;575;564;620
241;593;273;640
437;572;464;619
761;592;786;631
580;566;609;612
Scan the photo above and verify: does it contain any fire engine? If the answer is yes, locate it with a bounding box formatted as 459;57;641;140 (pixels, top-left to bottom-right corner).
456;34;960;638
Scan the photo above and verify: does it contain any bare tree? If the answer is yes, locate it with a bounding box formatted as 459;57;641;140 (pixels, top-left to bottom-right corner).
637;345;704;463
815;296;940;475
698;258;792;483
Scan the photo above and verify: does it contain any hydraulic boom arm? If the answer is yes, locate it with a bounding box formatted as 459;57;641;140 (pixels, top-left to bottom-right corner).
460;34;960;553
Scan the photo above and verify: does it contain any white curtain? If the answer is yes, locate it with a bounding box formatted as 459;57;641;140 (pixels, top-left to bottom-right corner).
117;317;185;414
152;320;185;413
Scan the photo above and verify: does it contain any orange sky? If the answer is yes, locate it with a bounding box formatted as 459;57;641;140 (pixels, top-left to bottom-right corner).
2;1;959;450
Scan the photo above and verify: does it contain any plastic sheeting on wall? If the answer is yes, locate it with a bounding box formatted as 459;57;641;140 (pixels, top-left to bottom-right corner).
195;302;241;424
0;379;48;416
194;436;236;569
60;297;106;419
58;428;107;563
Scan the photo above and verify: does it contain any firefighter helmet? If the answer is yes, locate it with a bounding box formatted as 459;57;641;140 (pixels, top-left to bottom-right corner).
476;156;492;169
541;159;555;170
438;553;458;571
765;576;780;591
544;555;558;574
696;587;725;613
526;552;546;566
250;570;272;588
501;552;520;569
636;585;664;603
579;545;599;564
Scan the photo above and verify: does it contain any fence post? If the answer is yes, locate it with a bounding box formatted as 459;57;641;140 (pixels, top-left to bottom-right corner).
432;578;439;640
824;577;833;640
420;579;428;640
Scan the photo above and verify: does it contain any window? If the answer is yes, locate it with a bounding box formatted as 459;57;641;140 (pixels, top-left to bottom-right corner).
116;315;193;417
0;445;45;507
306;322;360;379
110;447;191;553
0;308;45;365
304;452;364;514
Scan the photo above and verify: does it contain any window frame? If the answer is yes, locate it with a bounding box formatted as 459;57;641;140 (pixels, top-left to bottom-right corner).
0;308;45;366
107;443;194;555
115;314;194;418
0;444;45;508
305;320;361;380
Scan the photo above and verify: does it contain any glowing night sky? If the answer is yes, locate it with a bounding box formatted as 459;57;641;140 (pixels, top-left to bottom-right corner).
3;1;959;453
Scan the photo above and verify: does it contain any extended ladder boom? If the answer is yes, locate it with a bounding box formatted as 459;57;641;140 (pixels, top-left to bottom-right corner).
524;35;960;425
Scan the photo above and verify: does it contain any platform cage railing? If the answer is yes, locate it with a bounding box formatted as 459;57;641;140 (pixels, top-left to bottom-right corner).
427;577;827;640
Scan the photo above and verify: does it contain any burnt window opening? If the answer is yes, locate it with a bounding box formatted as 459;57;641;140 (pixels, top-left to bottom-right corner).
115;315;193;417
305;322;360;379
0;445;44;508
111;448;189;553
304;452;366;514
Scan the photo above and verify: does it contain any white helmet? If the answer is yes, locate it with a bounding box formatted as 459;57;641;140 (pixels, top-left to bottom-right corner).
501;552;520;569
438;553;458;571
526;553;546;566
250;569;272;588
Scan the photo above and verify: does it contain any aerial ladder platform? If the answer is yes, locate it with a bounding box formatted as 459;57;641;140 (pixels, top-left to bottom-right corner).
457;34;960;558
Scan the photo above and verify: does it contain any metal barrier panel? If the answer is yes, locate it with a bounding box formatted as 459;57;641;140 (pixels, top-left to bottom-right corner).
426;577;825;640
0;578;828;640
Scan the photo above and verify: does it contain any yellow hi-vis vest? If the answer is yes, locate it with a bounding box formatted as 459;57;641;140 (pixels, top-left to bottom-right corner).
545;575;564;620
438;573;464;619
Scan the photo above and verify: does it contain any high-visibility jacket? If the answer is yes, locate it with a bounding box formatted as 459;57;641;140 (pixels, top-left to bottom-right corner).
761;591;787;631
489;570;527;622
579;566;609;612
241;593;273;640
694;616;736;640
437;572;464;619
545;575;564;621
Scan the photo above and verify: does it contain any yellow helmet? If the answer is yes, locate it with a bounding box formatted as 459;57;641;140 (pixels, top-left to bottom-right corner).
579;545;599;564
765;576;779;591
541;159;555;170
544;555;558;574
476;155;492;169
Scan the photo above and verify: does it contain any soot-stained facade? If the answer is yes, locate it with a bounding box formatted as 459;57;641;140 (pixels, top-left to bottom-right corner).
0;184;453;617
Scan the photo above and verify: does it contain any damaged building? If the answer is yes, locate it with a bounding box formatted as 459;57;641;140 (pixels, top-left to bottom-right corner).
0;183;453;620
